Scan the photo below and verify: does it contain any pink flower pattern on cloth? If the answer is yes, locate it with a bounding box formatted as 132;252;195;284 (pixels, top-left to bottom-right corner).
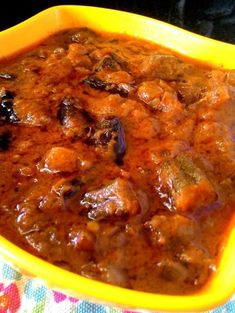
0;259;233;312
53;291;78;304
0;282;20;313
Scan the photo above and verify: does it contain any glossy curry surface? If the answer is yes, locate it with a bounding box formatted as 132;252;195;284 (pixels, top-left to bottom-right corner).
0;28;235;295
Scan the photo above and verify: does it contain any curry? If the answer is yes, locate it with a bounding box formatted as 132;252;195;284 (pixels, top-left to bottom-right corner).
0;28;235;295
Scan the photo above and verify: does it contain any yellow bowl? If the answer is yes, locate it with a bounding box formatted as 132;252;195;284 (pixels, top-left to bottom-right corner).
0;5;235;312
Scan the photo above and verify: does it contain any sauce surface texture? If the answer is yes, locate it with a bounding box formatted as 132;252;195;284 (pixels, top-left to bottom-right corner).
0;28;235;295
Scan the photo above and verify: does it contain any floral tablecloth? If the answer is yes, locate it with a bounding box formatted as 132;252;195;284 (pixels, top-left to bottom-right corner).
0;258;234;313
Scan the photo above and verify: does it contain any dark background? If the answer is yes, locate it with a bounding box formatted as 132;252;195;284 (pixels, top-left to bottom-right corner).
1;0;235;44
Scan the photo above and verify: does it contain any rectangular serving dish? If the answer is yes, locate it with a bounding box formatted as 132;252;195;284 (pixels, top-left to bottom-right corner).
0;5;235;312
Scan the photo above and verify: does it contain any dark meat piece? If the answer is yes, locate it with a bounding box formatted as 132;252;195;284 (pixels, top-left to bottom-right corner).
0;89;19;124
156;252;212;288
0;131;10;151
68;226;95;251
145;214;196;247
139;54;190;81
0;73;17;80
177;75;207;105
145;213;213;287
80;178;140;220
159;154;216;212
82;75;129;97
57;97;92;138
70;27;97;44
94;55;121;72
157;259;188;282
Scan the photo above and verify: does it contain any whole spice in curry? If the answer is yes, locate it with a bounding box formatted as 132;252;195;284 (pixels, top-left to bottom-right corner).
0;27;234;295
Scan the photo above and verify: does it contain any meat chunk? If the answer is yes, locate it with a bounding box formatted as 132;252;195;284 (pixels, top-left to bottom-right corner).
137;80;164;109
41;147;78;173
145;213;213;287
194;121;234;157
68;226;95;251
139;54;189;81
177;79;206;105
14;98;50;126
158;154;216;211
80;178;140;220
157;259;188;282
145;214;196;247
177;247;214;287
67;43;92;68
156;251;212;288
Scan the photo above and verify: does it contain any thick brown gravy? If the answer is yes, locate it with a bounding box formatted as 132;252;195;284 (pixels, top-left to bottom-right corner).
0;27;235;294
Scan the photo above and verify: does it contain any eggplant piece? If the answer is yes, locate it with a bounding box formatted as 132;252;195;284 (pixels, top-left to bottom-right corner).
58;97;93;125
57;97;93;138
63;178;83;200
0;73;17;80
0;132;10;151
108;84;129;97
57;97;78;126
111;117;126;166
85;117;126;165
52;177;83;200
85;126;113;147
0;89;15;100
0;90;19;124
82;75;107;90
159;154;216;212
82;75;129;97
99;130;113;145
80;178;140;220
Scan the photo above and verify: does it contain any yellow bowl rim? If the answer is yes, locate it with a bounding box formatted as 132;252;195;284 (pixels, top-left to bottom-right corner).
0;5;235;312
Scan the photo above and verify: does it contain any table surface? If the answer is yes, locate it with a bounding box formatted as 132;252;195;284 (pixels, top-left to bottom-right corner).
0;258;234;313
